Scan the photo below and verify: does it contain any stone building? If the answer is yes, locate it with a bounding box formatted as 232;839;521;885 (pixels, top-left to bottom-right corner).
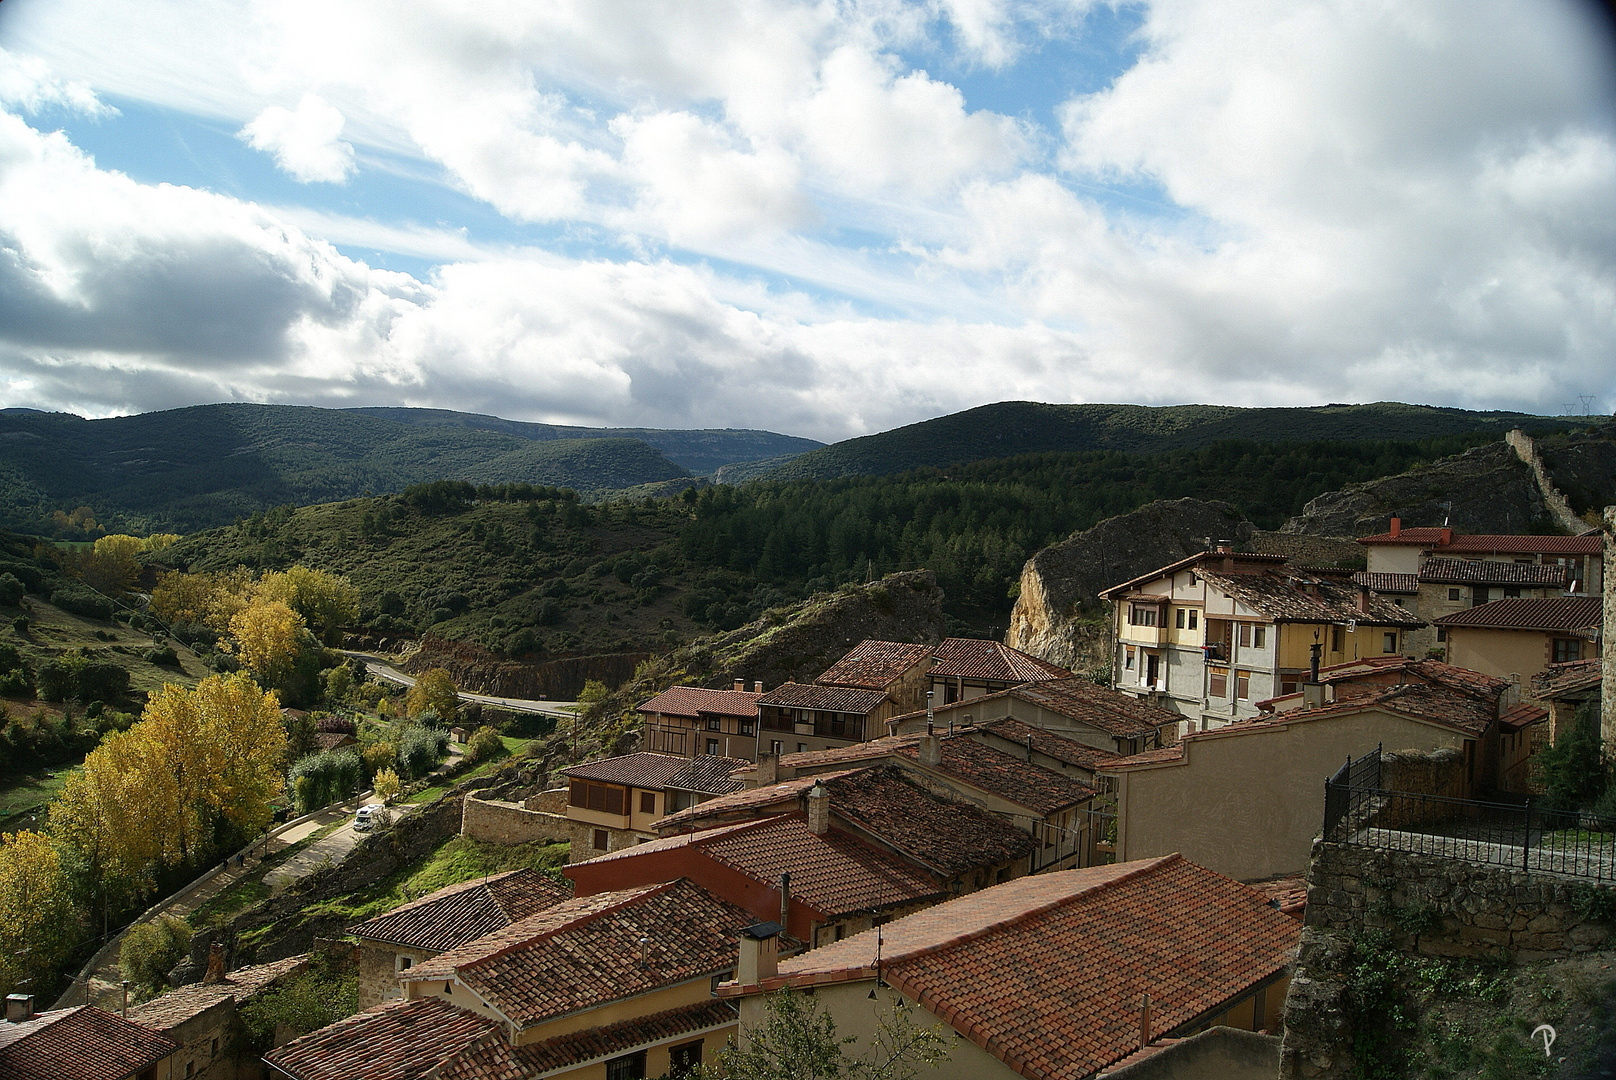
129;952;310;1080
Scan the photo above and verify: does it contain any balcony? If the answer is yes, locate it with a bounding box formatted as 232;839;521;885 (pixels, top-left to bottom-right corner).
1119;624;1165;647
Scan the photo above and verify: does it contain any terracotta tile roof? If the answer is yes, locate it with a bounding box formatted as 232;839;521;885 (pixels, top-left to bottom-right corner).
312;731;358;751
563;751;694;789
743;855;1299;1080
656;771;862;830
1250;876;1308;919
897;737;1095;815
1102;745;1184;770
1198;567;1424;627
1443;533;1602;555
1260;682;1499;738
413;879;764;1027
347;869;573;952
1099;552;1290;599
265;997;496;1080
1355;526;1451;545
127;954;309;1029
1352;572;1420;594
1533;658;1602;698
761;735;926;774
1433;596;1601;631
1418;559;1570;587
1315;656;1511;698
437;1002;738;1080
1006;677;1179;738
0;1005;176;1080
637;685;762;719
929;638;1071;682
665;755;750;795
1500;703;1549;734
978;718;1126;770
821;766;1034;879
816;640;933;689
756;681;890;713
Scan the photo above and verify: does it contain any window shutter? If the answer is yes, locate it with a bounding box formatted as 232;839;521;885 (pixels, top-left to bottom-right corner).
569;781;587;808
605;786;624;815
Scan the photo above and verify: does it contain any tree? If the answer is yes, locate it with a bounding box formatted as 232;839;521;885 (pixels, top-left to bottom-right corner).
465;726;505;764
255;567;360;646
79;534;144;594
323;664;352;704
229;600;306;681
119;915;191;996
706;990;953;1080
0;830;79;998
188;673;288;836
1538;698;1606;810
406;668;459;722
372;768;401;804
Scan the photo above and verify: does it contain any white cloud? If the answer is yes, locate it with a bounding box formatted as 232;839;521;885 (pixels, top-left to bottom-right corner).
239;93;357;183
0;47;115;118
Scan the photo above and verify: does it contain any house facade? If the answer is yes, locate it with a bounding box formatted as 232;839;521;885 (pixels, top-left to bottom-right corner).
561;752;749;860
1101;549;1424;732
636;684;763;760
1433;597;1602;683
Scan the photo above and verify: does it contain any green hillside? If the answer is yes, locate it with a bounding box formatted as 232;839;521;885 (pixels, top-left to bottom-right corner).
348;407;822;476
760;401;1578;481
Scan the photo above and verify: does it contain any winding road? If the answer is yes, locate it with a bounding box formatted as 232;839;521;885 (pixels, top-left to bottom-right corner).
341;652;579;719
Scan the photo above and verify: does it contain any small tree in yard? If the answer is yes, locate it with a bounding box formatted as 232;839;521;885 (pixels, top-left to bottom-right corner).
703;990;952;1080
373;768;401;804
406;668;459;722
1539;699;1606;811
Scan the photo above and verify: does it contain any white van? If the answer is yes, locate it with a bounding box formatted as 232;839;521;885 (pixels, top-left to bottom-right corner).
352;803;388;832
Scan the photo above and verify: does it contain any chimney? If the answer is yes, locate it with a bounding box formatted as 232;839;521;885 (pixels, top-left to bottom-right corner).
1440;527;1452;545
4;995;33;1023
755;752;778;786
780;872;792;926
1214;541;1233;554
737;922;782;985
1139;992;1152;1050
1309;642;1322;684
1389;517;1401;538
203;941;226;985
806;781;830;835
918;733;942;766
734;678;746;692
1303;682;1327;709
1357;585;1371;614
753;680;763;693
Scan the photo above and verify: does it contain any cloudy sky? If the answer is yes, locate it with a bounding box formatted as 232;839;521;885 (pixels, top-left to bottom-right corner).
0;0;1612;442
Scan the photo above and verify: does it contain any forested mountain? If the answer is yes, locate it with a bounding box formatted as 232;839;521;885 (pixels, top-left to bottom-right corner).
0;404;810;535
760;401;1577;481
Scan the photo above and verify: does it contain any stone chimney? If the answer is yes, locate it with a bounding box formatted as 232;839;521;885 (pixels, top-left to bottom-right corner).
806;781;830;835
737;922;782;985
755;752;778;786
1440;527;1453;545
1389;517;1401;538
753;680;763;693
203;941;226;985
1303;682;1327;709
917;733;942;766
4;995;32;1023
779;872;792;926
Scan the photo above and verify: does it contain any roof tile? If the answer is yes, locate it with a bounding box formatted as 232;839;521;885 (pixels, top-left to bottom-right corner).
265;997;496;1080
0;1006;177;1080
637;686;762;720
563;752;696;789
757;682;891;712
127;954;309;1029
1418;559;1570;587
816;640;933;689
1432;597;1601;630
347;869;573;952
929;638;1071;683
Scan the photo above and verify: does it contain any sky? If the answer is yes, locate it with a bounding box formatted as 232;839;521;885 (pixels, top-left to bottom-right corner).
0;1;1612;443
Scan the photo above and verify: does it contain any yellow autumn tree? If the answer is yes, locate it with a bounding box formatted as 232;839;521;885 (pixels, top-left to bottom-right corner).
79;533;145;593
229;600;306;680
50;734;157;908
406;668;459;722
190;673;286;834
0;831;79;997
150;570;219;626
254;566;360;645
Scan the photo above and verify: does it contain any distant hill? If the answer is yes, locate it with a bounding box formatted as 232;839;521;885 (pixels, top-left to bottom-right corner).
758;401;1579;481
346;407;822;476
0;404;813;534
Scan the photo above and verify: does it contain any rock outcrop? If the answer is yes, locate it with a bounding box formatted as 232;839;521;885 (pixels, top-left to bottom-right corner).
1006;499;1256;669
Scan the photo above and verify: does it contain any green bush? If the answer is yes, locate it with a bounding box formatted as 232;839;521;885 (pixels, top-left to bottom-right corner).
10;616;27;635
289;749;363;813
0;668;32;698
120;915;192;994
40;656;129;703
1537;699;1606;811
234;954;358;1056
143;645;180;667
0;574;24;607
396;723;448;779
465;726;505;764
50;586;113;620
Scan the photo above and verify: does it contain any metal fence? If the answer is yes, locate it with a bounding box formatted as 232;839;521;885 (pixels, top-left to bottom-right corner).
1323;748;1616;882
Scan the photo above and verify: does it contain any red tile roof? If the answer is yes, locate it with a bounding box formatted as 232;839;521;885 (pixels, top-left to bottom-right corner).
563;751;695;789
1004;678;1178;738
1250;876;1308;919
1356;529;1603;555
1352;572;1420;594
1432;597;1601;631
897;737;1095;815
1253;682;1499;738
128;954;310;1029
1199;567;1423;627
347;868;573;952
1315;656;1511;698
929;638;1071;683
409;879;763;1027
665;755;750;795
440;1000;739;1079
1355;526;1451;545
265;997;497;1080
977;718;1125;771
816;640;933;689
0;1006;176;1080
1533;658;1601;698
757;681;890;712
1500;702;1549;734
1418;559;1570;587
656;771;863;830
737;855;1299;1080
1102;745;1185;769
758;734;926;774
638;686;762;719
1099;552;1290;599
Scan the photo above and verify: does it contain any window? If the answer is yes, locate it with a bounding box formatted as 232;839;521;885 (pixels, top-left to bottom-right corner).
593;829;610;851
770;740;783;756
1553;638;1583;663
640;791;656;815
1448;588;1461;601
606;1050;648;1080
1280;678;1299;696
1504;587;1521;598
1209;669;1228;698
1235;669;1250;700
397;956;413;972
1331;625;1344;652
1124;647;1135;670
1176;608;1186;629
1436;626;1447;642
1189;609;1198;629
706;717;721;731
1238;623;1251;648
1383;632;1398;654
1253;626;1266;648
798;743;808;752
1130;604;1158;627
185;1063;194;1079
1473;586;1491;606
669;1040;705;1078
210;1039;219;1057
740;719;755;735
706;739;720;755
571;781;625;815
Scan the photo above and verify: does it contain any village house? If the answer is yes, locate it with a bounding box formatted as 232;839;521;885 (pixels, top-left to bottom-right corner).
347;869;574;1008
814;639;935;712
1101;658;1517;881
673;727;1104;872
569;765;1034;947
1102;548;1424;733
560;752;749;860
887;675;1178;757
924;636;1071;702
1532;657;1601;743
1433;596;1602;684
721;854;1300;1080
753;681;895;757
635;683;763;759
127;952;311;1080
0;996;177;1080
1357;520;1602;593
268;879;767;1080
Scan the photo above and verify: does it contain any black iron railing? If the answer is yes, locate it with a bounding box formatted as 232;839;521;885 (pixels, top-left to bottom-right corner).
1323;748;1616;882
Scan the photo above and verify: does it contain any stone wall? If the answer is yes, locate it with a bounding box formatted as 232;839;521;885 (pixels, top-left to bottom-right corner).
527;788;568;813
460;793;573;845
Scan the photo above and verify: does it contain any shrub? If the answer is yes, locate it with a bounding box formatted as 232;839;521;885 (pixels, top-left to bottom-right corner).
76;661;129;703
235;955;359;1057
0;668;32;698
10;616;27;635
0;574;24;607
315;715;356;735
49;586;113;620
36;657;80;701
288;749;363;813
323;664;351;703
120;915;192;994
373;768;401;803
1537;699;1606;810
143;646;180;667
396;724;448;779
361;740;396;779
465;726;505;764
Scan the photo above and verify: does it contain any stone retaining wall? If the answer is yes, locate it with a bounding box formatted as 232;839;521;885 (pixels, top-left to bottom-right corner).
461;793;572;845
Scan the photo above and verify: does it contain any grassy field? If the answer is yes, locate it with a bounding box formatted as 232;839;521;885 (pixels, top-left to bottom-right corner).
0;767;70;832
10;597;211;699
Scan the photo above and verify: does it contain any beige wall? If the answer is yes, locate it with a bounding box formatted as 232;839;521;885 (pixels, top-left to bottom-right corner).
1445;627;1569;684
1107;708;1470;881
462;795;573;846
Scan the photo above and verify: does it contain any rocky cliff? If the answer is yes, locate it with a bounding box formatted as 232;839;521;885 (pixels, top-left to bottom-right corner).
1005;499;1257;669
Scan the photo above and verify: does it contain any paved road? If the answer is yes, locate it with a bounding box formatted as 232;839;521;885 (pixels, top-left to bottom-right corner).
342;651;578;719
